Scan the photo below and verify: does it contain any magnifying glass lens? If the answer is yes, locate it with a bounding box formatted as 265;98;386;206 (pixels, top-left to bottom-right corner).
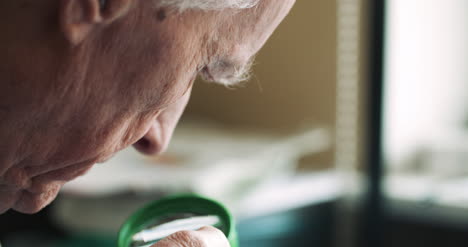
131;213;222;247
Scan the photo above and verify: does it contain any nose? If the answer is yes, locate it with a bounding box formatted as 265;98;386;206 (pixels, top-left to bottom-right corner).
133;124;169;155
133;87;192;155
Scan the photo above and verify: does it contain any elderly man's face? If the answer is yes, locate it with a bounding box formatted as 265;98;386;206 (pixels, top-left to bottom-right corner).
0;0;294;214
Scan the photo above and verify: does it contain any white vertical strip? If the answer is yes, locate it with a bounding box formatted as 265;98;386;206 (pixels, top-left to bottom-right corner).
335;0;362;246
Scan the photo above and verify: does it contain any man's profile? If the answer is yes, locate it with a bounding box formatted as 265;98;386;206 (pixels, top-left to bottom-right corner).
0;0;295;245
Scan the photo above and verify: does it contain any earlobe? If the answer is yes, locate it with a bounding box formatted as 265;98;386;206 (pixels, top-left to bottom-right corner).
59;0;103;45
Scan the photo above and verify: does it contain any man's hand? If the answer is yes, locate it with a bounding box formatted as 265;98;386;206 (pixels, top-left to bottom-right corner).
152;226;230;247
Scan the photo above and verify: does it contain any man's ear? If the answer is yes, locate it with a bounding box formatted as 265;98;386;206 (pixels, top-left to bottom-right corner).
59;0;133;45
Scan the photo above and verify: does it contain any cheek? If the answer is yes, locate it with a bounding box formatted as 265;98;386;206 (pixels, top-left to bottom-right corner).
41;110;154;166
83;112;158;160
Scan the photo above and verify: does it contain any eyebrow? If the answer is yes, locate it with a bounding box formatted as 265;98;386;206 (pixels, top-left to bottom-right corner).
200;57;255;87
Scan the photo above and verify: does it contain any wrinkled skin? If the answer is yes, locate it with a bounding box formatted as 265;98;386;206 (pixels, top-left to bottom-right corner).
0;0;295;216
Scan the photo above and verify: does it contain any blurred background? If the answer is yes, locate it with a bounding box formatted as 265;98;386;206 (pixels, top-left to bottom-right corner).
1;0;468;246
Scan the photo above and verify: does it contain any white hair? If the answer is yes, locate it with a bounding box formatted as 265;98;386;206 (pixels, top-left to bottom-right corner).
157;0;260;11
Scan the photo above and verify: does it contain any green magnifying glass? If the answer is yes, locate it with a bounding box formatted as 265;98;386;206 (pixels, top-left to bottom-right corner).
118;194;237;247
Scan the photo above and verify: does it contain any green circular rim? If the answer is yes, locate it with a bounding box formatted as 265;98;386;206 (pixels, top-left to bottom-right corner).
118;194;237;247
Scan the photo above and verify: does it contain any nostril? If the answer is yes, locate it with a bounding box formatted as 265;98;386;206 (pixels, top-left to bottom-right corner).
136;138;150;149
134;137;151;154
133;137;164;155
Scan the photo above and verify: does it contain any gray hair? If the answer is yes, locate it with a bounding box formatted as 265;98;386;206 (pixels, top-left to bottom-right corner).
157;0;260;11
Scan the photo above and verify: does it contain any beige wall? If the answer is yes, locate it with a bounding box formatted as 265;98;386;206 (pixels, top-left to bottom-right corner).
183;1;337;169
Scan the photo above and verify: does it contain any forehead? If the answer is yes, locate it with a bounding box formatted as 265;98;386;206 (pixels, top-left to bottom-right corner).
159;0;292;54
135;1;293;107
